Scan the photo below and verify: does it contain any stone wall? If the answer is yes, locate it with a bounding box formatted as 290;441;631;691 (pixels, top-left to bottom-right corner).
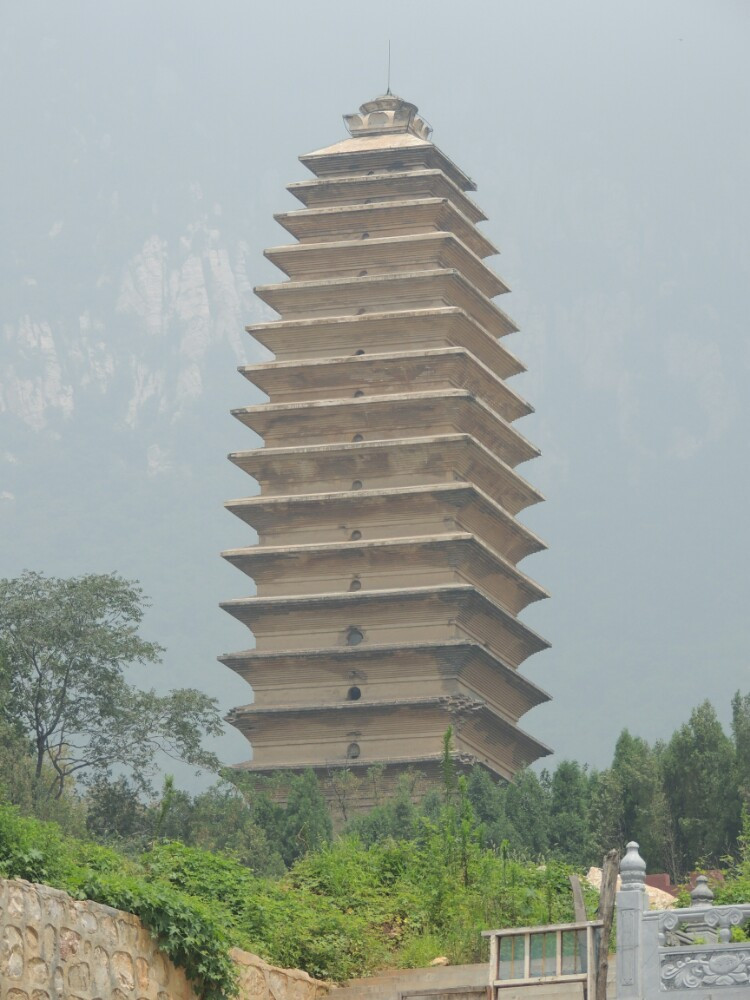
0;878;329;1000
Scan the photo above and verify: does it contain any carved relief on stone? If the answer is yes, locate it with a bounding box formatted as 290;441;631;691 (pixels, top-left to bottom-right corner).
661;950;750;989
659;905;750;945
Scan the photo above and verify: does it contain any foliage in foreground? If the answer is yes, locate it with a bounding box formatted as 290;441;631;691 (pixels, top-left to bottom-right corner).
0;804;238;1000
3;566;750;993
4;785;750;997
0;788;600;995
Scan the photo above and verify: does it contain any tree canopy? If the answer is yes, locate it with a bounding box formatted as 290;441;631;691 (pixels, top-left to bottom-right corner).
0;570;223;797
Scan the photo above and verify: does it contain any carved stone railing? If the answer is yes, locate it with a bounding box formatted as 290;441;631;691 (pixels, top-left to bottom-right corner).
616;841;750;1000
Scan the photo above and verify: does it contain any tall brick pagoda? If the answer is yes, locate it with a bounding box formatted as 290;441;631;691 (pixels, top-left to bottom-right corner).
220;94;551;803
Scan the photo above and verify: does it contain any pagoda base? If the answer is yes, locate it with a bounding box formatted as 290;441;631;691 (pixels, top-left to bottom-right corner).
230;752;502;826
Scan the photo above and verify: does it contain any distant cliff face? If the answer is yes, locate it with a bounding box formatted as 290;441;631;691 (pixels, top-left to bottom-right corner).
0;188;275;551
0;177;273;752
1;217;266;440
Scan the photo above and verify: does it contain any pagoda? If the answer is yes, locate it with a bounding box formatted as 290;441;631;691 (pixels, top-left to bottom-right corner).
220;94;552;806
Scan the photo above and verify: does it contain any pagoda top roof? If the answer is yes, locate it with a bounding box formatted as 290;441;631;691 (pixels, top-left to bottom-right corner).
302;94;476;192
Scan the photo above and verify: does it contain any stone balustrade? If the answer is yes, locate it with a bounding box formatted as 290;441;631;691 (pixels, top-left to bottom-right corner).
616;842;750;1000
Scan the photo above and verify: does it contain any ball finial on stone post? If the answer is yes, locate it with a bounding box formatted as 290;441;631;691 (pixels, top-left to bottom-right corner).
620;841;647;891
690;875;714;907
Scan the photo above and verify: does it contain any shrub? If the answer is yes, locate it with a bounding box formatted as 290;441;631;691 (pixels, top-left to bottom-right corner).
0;800;601;989
0;804;237;999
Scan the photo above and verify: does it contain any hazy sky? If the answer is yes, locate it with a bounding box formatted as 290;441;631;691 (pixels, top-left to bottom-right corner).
2;0;749;781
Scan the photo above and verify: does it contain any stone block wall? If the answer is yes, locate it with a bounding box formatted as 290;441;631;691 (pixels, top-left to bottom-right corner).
230;951;329;1000
0;878;329;1000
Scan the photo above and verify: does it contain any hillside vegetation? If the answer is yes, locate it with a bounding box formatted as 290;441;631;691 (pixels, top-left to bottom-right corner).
3;572;750;999
0;786;599;999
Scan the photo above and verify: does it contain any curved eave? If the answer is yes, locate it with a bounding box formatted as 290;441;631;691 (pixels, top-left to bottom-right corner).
287;168;486;222
263;232;507;298
230;390;540;468
220;583;551;664
245;308;526;378
253;269;517;338
274;198;496;258
228;693;481;720
228;433;545;515
237;348;534;423
221;532;549;606
217;640;552;710
228;699;552;767
225;482;547;563
230;753;504;777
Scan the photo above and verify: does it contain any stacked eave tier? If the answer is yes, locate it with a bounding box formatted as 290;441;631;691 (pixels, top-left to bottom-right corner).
225;695;551;782
223;124;550;779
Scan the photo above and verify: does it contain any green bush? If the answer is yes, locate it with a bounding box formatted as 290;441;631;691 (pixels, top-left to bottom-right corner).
286;830;598;968
0;803;75;883
143;840;382;981
0;804;237;999
0;799;600;991
78;871;238;1000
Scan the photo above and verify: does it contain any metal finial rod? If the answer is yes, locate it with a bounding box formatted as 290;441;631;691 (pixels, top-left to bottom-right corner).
387;40;391;95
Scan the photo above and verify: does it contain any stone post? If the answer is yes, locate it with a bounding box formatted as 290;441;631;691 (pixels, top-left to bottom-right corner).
689;875;714;907
616;841;647;1000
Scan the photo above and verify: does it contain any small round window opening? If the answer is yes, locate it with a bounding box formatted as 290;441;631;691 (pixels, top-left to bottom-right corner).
358;270;368;277
354;349;365;355
350;529;362;540
346;627;364;646
347;686;362;701
361;232;370;239
352;480;363;490
349;578;362;591
353;390;364;397
352;434;364;442
347;742;361;759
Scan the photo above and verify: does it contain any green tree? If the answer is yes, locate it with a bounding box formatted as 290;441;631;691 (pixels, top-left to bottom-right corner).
504;769;551;858
466;766;510;849
713;808;750;906
280;770;332;865
0;571;223;797
440;726;458;804
347;773;419;845
661;700;741;872
588;766;625;858
731;691;750;806
85;775;149;844
608;730;672;870
549;761;591;865
329;768;362;825
391;775;420;839
160;780;286;876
